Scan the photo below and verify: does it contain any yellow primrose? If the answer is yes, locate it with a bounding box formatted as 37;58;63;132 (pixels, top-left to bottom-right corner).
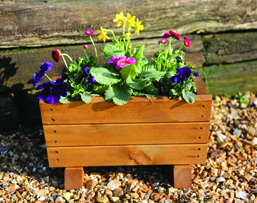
113;12;125;27
134;19;144;35
97;27;110;42
125;13;136;27
125;33;131;40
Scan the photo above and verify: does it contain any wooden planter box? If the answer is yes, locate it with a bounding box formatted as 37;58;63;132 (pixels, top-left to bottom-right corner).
39;66;212;190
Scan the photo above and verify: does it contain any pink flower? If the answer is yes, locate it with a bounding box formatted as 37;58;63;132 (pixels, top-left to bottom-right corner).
85;30;94;35
169;30;180;40
116;57;136;69
84;44;89;49
184;36;191;47
159;38;169;44
164;32;171;37
108;55;127;67
52;49;61;63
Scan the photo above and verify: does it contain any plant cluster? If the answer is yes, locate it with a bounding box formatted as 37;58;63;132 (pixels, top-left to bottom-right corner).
33;12;199;105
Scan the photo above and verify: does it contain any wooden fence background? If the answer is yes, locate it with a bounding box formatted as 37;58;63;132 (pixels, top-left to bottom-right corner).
0;0;257;130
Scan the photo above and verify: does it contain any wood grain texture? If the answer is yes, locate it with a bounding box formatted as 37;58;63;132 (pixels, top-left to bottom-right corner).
1;0;256;48
39;95;212;124
173;165;192;188
64;167;84;190
43;122;210;147
47;144;208;167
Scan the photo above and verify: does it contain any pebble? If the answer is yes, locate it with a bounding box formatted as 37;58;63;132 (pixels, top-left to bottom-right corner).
107;180;116;190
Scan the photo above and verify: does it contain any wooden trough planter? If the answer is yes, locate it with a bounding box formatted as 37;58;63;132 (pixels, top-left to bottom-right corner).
39;66;212;190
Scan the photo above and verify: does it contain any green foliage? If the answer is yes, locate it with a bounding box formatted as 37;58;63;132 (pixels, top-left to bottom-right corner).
90;66;121;85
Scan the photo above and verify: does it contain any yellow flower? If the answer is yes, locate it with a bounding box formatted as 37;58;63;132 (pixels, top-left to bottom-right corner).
97;27;110;42
125;13;136;27
113;12;125;27
125;33;131;40
134;19;144;35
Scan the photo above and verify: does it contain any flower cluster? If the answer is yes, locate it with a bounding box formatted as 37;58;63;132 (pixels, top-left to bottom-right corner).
108;55;136;69
33;12;199;105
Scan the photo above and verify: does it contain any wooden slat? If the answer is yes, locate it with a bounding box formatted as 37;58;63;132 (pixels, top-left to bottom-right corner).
40;95;212;124
193;77;206;95
64;167;84;190
43;122;210;147
47;144;208;167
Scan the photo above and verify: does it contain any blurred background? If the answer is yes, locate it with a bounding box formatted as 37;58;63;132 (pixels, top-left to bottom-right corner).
0;0;257;131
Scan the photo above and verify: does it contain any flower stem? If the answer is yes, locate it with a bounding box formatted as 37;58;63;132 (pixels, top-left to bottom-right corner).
84;49;88;58
89;35;98;60
61;54;68;68
62;54;73;62
45;74;52;81
178;44;184;53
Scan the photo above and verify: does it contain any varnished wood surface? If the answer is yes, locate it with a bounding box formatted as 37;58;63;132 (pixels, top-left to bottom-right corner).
47;144;208;167
43;122;210;147
173;165;192;188
64;167;84;190
40;95;212;124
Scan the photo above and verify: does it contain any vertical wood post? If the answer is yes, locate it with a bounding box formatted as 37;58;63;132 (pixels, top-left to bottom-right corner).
173;165;192;188
64;167;84;190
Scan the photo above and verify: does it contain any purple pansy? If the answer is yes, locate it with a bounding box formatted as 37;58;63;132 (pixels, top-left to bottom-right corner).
87;76;96;85
83;67;91;76
108;55;126;67
176;56;185;62
33;61;53;86
36;78;68;104
193;72;199;77
116;57;136;70
171;67;192;86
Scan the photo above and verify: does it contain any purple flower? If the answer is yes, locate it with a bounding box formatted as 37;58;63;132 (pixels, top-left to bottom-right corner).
84;44;89;49
176;56;184;62
164;32;171;37
87;76;96;85
193;71;199;77
33;61;53;86
116;57;136;69
171;75;181;84
83;67;90;76
171;67;192;86
36;78;68;104
108;55;126;67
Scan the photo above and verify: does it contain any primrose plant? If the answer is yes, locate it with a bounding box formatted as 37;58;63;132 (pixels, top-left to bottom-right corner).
33;12;199;106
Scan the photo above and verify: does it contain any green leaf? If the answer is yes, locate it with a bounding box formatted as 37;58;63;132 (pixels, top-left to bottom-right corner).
164;72;175;82
139;61;157;71
80;92;91;104
59;96;70;104
92;84;108;94
90;67;121;85
104;83;133;106
120;64;138;80
103;44;124;63
139;71;166;82
132;91;154;98
142;82;159;95
126;77;151;90
182;89;196;104
132;45;146;64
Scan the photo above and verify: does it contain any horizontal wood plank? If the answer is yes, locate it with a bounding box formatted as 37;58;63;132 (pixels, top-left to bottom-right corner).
1;0;256;48
43;122;210;147
47;144;208;167
40;95;212;124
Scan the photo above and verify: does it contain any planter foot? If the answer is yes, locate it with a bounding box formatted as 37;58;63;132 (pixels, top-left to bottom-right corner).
64;167;84;190
173;165;192;188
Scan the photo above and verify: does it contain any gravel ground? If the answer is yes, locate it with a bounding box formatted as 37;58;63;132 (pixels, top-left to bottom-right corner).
1;92;257;203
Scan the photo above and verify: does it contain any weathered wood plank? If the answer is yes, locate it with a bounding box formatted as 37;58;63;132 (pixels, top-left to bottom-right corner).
0;0;256;48
43;122;210;147
39;95;212;124
198;60;257;95
203;32;257;65
0;35;203;92
47;144;208;167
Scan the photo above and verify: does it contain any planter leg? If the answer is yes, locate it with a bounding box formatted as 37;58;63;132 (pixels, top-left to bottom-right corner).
173;165;192;188
64;167;84;190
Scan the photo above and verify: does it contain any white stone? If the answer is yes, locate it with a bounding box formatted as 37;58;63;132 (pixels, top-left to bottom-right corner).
107;180;116;190
216;177;225;182
252;138;257;145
